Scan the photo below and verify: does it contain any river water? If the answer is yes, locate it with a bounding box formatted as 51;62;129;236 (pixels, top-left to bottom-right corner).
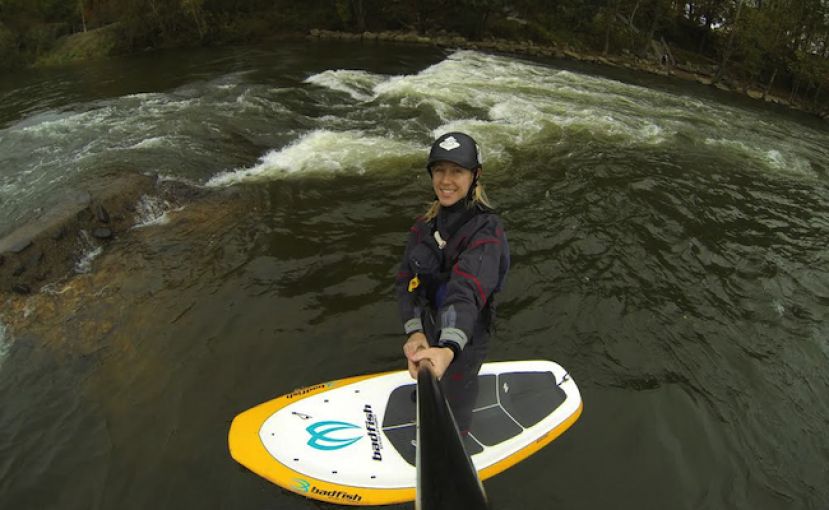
0;41;827;509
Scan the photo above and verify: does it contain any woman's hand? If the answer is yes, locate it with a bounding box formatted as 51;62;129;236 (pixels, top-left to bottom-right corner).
403;332;429;378
403;332;455;380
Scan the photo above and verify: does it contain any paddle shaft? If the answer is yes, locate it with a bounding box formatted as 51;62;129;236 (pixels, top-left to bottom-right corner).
415;362;489;510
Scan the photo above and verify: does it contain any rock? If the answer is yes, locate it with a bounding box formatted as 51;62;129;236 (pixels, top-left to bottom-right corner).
30;251;44;265
12;265;25;276
92;228;113;240
77;208;94;222
96;204;110;223
7;239;32;254
12;283;31;295
51;226;67;241
0;255;3;266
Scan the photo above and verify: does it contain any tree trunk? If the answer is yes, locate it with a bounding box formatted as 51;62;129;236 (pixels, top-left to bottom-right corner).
629;0;641;28
714;0;743;84
477;10;490;40
79;0;87;32
603;0;620;56
763;67;777;99
351;0;366;33
642;1;663;56
660;36;675;66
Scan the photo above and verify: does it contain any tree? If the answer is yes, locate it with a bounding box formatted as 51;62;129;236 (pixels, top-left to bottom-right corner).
714;0;744;83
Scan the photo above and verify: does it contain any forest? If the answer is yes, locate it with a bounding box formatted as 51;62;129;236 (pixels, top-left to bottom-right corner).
1;1;828;111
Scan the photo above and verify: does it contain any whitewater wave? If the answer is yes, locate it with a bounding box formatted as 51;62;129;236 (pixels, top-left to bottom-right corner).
305;70;387;102
206;130;423;186
372;51;675;146
704;138;815;177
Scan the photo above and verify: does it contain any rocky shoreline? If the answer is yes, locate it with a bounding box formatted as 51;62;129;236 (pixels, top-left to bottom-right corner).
0;172;208;298
308;29;828;120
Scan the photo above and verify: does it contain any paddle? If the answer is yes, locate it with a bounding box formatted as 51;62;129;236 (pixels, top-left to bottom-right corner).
415;361;490;510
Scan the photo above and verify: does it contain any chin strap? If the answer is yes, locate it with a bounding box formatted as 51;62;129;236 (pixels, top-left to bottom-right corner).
466;168;481;201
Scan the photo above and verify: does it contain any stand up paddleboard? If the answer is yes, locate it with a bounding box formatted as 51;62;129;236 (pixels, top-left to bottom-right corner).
228;360;582;506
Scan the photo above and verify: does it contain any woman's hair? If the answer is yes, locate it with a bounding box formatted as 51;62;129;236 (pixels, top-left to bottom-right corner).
422;181;492;221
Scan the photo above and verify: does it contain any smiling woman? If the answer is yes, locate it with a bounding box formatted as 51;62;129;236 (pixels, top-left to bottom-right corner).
432;161;476;207
399;132;508;384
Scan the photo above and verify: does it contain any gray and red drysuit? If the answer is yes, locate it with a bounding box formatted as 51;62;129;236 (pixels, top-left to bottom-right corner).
395;198;510;431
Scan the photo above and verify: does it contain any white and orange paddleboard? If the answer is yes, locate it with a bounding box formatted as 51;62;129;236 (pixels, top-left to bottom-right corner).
228;360;582;506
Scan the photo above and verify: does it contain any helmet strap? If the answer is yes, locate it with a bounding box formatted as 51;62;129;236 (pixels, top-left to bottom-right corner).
466;168;481;201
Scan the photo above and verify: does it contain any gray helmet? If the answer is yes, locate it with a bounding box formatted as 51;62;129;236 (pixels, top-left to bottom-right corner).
427;132;482;173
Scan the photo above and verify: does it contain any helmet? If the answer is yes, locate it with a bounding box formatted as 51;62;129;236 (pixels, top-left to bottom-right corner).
427;132;482;173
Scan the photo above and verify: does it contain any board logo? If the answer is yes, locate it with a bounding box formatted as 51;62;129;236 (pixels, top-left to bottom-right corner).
286;382;335;399
293;478;362;502
363;404;383;461
306;421;362;450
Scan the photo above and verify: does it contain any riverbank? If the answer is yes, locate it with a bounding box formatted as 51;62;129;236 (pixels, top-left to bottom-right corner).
306;29;828;120
35;25;828;121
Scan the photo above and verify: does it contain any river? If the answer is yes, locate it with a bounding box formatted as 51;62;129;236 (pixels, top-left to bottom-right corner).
0;40;827;510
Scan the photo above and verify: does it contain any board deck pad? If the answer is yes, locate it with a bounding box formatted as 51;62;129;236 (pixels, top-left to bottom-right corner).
228;360;582;506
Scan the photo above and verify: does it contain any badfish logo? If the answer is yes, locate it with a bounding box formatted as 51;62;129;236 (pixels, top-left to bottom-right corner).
286;381;336;399
306;421;362;450
363;404;383;461
439;136;460;151
293;478;310;493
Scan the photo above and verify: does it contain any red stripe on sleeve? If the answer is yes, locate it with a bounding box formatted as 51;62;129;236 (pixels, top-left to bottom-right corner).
452;264;488;306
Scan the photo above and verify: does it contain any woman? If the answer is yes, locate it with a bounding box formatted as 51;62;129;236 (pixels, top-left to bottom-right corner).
395;132;510;427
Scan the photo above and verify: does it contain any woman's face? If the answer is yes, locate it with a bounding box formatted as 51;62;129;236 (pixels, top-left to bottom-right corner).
431;161;476;207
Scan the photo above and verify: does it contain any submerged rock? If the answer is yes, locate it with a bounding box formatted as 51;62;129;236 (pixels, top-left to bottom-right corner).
0;172;212;297
0;173;154;295
12;283;31;295
92;228;113;240
96;204;111;224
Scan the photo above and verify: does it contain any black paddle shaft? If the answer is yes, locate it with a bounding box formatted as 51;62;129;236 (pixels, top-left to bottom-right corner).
416;363;490;510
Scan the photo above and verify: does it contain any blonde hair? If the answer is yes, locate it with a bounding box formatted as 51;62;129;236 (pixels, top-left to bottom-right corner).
423;182;492;221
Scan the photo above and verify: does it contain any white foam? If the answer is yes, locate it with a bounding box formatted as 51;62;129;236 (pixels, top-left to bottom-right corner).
74;230;102;274
305;70;387;102
0;320;8;370
75;246;102;274
705;138;815;177
206;130;422;186
130;136;171;149
373;51;675;147
132;194;183;228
